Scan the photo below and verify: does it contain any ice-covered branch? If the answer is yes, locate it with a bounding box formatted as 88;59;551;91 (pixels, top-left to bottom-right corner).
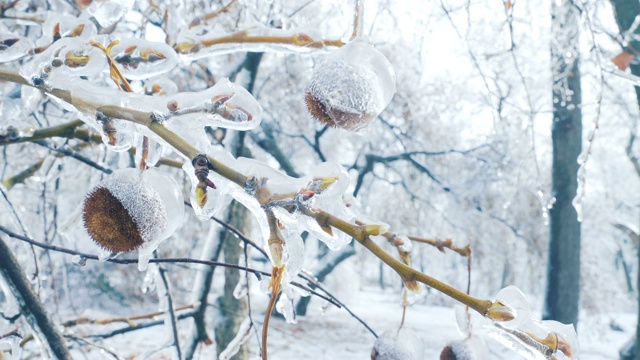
0;236;71;359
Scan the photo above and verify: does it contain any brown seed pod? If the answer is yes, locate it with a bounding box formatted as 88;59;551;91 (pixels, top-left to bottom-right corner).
82;169;168;253
305;40;395;131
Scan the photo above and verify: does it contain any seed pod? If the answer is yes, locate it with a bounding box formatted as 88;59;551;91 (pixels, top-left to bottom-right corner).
305;40;395;131
82;168;183;253
371;328;423;360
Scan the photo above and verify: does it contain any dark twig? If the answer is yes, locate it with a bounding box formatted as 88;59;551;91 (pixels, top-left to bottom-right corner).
0;236;72;359
0;225;340;307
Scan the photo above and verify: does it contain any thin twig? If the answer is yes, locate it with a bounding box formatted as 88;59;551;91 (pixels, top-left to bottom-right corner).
157;263;182;360
0;225;340;307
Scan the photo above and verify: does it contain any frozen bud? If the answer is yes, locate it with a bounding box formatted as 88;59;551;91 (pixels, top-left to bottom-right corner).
371;328;423;360
486;301;515;322
82;169;183;253
364;224;389;236
305;40;395;131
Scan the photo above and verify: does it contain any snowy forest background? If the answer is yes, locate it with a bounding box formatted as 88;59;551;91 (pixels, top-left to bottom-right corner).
0;0;639;359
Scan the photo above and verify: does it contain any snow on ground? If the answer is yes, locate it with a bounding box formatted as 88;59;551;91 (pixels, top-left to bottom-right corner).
64;285;635;359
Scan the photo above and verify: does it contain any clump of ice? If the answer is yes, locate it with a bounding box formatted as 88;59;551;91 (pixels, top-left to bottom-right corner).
86;0;134;28
19;38;107;87
0;34;33;63
110;39;179;80
306;39;396;131
485;286;579;360
371;328;424;360
37;12;96;47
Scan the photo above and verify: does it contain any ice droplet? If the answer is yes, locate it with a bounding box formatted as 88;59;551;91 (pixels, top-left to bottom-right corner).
100;119;134;152
275;287;296;324
0;34;32;62
110;39;179;80
141;263;158;293
233;274;248;300
71;255;87;266
87;0;135;28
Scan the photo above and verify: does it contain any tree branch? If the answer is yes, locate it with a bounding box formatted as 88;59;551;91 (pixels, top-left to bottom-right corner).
0;236;72;360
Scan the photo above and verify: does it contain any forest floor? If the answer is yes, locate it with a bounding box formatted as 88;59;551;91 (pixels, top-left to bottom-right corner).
65;285;634;359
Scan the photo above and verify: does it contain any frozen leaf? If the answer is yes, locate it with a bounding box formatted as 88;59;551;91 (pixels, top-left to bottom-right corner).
111;39;179;80
305;39;396;131
612;51;634;71
0;35;32;63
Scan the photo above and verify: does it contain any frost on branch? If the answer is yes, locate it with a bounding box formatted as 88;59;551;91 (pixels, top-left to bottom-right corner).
305;39;396;131
82;168;184;271
485;286;578;360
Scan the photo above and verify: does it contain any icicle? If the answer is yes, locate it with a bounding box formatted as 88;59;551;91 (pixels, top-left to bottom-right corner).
218;318;252;360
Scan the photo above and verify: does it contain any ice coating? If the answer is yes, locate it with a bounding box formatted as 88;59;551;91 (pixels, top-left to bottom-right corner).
183;151;232;220
110;39;179;80
162;78;262;131
100;119;134;152
306;40;396;131
86;0;135;28
176;26;330;61
233;275;248;299
486;286;579;359
272;207;305;284
371;328;424;360
19;38;107;86
0;35;33;63
142;168;184;240
38;12;96;46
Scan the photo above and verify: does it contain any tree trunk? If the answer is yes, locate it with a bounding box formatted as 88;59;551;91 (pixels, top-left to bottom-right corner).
214;52;263;360
214;200;251;360
543;0;582;327
609;2;640;358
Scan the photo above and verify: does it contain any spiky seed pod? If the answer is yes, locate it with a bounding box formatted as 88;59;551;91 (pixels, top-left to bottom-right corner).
371;329;423;360
305;40;395;131
82;169;168;253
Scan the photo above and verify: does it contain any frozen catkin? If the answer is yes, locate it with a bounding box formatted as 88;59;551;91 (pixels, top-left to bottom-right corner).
305;40;395;131
82;168;183;255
